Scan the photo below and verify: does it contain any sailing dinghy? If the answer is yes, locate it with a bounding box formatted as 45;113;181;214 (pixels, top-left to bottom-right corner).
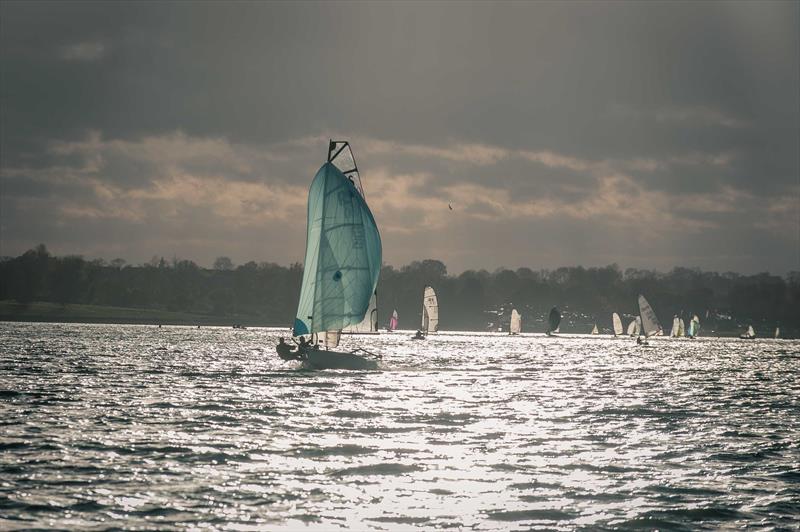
509;309;522;335
612;312;624;337
739;325;756;340
546;307;561;336
387;309;399;332
591;323;599;335
636;295;662;345
687;315;700;338
670;316;680;337
276;140;382;370
413;286;439;339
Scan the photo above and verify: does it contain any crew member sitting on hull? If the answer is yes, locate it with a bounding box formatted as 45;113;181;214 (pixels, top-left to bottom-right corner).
413;330;425;340
276;337;305;361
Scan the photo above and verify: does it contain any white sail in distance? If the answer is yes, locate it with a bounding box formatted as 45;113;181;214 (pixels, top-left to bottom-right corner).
612;313;624;336
627;320;637;336
591;324;599;335
510;309;521;334
638;295;661;337
421;286;439;334
671;317;680;337
678;318;685;337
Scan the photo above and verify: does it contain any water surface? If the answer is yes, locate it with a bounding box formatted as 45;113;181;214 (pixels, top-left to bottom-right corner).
1;323;798;530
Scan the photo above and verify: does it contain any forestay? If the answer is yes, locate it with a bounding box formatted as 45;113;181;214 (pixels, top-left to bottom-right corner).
638;295;662;337
292;162;382;337
422;286;439;334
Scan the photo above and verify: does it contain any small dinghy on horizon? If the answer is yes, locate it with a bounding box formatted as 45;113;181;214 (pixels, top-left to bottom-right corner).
612;312;624;337
546;307;561;336
509;309;522;335
636;294;662;346
412;286;439;339
740;325;756;340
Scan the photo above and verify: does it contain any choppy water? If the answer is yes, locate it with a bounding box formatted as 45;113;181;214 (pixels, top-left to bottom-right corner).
1;322;799;530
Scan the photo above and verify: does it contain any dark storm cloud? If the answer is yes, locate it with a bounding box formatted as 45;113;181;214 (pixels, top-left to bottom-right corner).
0;1;797;272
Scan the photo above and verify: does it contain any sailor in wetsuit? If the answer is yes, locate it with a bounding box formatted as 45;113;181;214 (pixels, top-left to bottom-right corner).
413;330;425;340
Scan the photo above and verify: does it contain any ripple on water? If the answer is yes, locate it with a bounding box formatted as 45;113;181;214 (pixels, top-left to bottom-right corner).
1;324;799;530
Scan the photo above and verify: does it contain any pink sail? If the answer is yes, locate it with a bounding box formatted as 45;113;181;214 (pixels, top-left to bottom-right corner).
388;309;398;331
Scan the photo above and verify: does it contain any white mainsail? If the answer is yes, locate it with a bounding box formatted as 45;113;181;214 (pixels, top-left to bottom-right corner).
670;317;680;337
591;324;599;335
678;318;685;337
775;327;780;339
421;286;439;334
510;309;521;335
342;290;379;334
638;295;662;337
612;313;624;336
627;319;637;336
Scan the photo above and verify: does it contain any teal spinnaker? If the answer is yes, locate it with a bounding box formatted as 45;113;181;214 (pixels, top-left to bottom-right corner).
292;162;382;336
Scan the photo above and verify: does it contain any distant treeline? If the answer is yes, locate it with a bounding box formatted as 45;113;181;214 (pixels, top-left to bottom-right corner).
1;245;798;337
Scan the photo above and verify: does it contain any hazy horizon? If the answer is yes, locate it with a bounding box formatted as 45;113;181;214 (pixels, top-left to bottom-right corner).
2;1;798;275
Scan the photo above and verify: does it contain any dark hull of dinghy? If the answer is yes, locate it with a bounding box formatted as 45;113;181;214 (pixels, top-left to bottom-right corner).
303;349;379;370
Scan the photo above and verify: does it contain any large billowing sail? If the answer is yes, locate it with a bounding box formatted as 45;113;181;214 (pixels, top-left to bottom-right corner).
612;313;624;336
388;309;398;331
638;295;661;337
342;290;378;333
421;286;439;334
548;307;561;334
292;161;382;337
510;309;521;334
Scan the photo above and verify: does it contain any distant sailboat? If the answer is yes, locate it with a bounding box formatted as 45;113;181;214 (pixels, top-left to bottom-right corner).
627;319;637;336
612;312;624;337
387;309;398;332
413;286;438;339
509;309;522;335
275;140;382;370
670;316;680;337
547;307;561;336
687;315;700;338
342;290;379;334
637;295;662;344
678;318;685;337
591;323;599;335
774;326;780;339
740;325;756;340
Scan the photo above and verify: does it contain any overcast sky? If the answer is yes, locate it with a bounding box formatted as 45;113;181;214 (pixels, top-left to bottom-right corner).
1;1;798;274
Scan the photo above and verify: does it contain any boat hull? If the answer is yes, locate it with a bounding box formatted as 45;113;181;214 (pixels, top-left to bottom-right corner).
303;349;379;370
